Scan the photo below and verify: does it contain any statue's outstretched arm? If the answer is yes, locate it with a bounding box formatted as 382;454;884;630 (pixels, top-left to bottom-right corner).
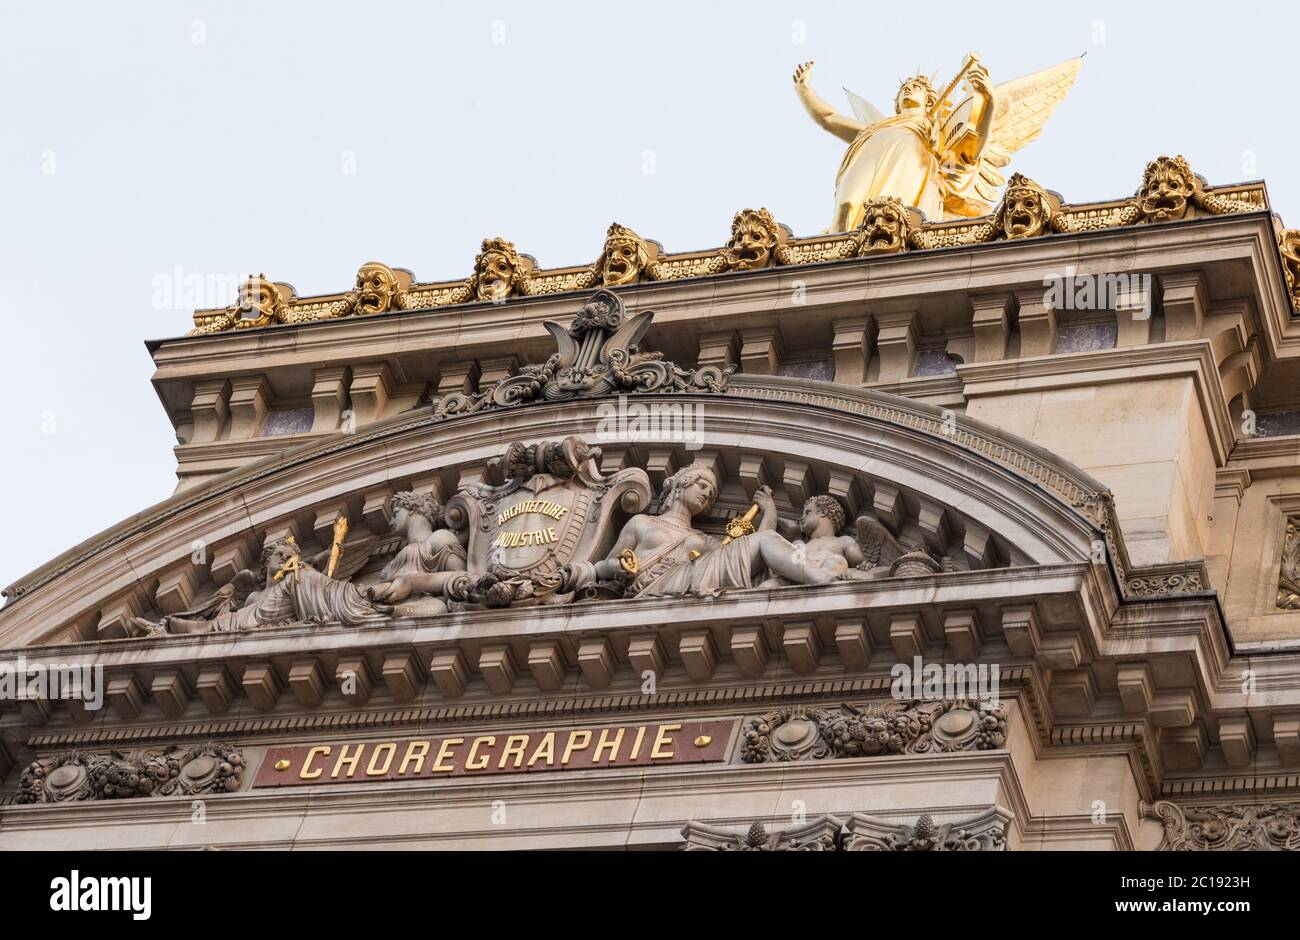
793;61;865;145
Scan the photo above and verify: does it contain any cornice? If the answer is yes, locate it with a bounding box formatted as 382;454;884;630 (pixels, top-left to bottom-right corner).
958;341;1235;465
1;376;1110;613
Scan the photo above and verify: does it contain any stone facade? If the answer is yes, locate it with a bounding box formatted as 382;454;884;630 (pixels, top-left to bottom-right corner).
3;176;1300;851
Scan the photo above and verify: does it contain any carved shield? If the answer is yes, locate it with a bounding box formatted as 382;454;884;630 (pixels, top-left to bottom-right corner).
447;439;652;580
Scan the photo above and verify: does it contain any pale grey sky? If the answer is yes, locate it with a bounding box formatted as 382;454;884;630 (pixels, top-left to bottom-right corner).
2;0;1295;592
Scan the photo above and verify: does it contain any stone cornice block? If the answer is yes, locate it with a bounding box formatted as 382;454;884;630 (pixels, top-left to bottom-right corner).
833;618;872;667
382;650;425;702
871;481;905;533
335;654;375;704
478;645;518;695
1273;715;1300;765
209;536;256;588
435;359;481;396
739;325;785;376
288;658;327;708
478;356;517;386
150;668;193;718
1218;716;1256;768
831;317;873;385
189;378;231;444
679;629;718;682
737;455;771;500
782;622;821;675
888;614;925;662
1014;288;1057;358
96;590;148;641
730;626;769;677
18;694;51;726
577;637;615;690
697;329;740;372
970;293;1012;363
154;562;200;616
309;365;350;433
242;662;281;712
528;640;568;691
1001;606;1041;658
825;469;864;518
361;487;396;537
1116;664;1156;715
195;665;237;715
1037;634;1084;671
226;374;270;439
873;310;917;382
942;610;979;660
348;361;394;427
1149;690;1197;728
312;501;354;547
782;460;813;508
1048;669;1096;717
1160;724;1207;771
1159;270;1207;341
644;449;678;490
626;634;666;681
106;673;146;720
429;649;468;699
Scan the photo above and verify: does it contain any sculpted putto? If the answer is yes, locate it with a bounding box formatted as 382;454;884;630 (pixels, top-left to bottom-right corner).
793;55;1082;227
585;467;922;599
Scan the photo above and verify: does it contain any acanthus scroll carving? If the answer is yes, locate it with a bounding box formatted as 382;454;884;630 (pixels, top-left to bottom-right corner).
1142;801;1300;851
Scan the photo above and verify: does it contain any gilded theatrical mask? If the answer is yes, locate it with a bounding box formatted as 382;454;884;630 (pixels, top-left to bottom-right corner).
598;223;657;287
855;198;917;256
998;174;1058;239
723;208;784;271
1138;155;1198;223
352;262;410;315
233;273;287;328
472;237;530;302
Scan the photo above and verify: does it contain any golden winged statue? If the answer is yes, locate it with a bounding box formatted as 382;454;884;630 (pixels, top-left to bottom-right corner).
794;53;1082;228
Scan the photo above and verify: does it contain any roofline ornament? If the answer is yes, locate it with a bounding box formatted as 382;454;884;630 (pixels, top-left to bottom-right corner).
186;156;1271;335
427;289;729;422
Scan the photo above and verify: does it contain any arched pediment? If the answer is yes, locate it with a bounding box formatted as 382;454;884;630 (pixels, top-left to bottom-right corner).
0;376;1120;649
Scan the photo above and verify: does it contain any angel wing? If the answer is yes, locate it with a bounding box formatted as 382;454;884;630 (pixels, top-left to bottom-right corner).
843;87;886;126
853;514;906;568
306;533;386;583
943;57;1083;207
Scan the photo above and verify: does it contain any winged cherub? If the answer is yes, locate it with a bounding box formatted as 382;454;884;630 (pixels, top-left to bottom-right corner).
793;54;1082;228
